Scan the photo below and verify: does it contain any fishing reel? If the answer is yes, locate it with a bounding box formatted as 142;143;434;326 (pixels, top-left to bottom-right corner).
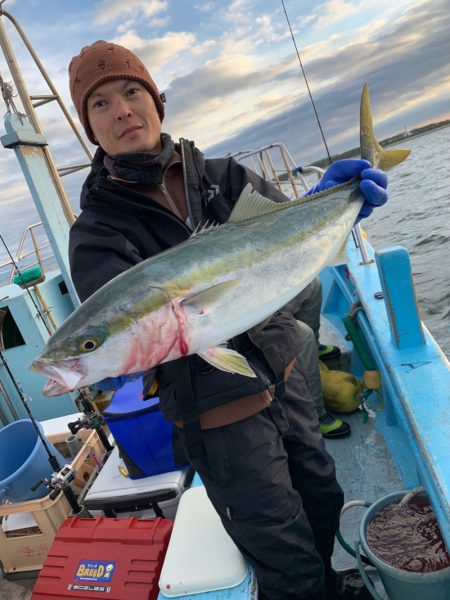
31;464;91;516
68;411;113;452
31;464;75;500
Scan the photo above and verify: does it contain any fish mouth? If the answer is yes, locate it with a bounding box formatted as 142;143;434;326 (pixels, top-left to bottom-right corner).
30;358;85;397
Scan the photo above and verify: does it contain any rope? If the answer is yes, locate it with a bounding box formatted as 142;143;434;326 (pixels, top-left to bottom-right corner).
0;73;21;116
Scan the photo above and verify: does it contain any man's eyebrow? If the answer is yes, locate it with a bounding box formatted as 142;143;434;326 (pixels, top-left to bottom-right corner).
89;90;105;100
89;81;141;100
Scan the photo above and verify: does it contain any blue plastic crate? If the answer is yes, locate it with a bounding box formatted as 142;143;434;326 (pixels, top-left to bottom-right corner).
103;378;178;479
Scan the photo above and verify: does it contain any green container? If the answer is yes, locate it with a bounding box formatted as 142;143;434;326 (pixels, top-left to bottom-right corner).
359;491;450;600
13;266;44;287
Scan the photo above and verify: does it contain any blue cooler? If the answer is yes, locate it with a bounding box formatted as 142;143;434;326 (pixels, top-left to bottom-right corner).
103;378;180;479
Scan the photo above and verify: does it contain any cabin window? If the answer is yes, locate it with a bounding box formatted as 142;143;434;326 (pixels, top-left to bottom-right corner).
58;281;69;295
0;306;25;350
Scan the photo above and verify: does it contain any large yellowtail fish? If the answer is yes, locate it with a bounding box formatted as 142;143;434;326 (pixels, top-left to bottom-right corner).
30;85;410;395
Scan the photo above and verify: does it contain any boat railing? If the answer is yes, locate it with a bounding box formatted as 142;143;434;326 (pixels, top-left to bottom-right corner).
231;143;373;264
230;142;324;199
0;222;55;286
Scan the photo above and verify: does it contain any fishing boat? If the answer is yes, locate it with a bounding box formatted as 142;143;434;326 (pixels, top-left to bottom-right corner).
0;5;449;600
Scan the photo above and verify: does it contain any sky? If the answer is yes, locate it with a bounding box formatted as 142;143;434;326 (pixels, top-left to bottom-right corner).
0;0;449;255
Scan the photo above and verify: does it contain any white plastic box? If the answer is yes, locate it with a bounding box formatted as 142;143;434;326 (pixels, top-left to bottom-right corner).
83;444;193;519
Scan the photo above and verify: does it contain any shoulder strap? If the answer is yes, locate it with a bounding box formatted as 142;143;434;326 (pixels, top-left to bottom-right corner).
179;138;209;228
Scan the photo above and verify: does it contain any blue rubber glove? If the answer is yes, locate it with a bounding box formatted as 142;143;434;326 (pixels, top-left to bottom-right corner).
92;373;145;391
304;159;388;222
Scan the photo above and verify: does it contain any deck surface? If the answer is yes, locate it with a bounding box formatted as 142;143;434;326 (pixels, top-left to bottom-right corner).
327;407;403;573
2;334;402;599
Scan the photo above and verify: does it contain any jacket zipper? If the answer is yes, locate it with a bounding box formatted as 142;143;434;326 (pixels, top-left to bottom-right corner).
180;138;197;228
158;180;184;222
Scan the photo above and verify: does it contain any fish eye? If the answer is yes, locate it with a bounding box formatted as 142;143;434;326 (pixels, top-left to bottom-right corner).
80;338;100;352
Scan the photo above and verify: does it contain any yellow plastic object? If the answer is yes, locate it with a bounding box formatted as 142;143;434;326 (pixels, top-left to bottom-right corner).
319;361;363;413
118;465;129;478
363;370;381;390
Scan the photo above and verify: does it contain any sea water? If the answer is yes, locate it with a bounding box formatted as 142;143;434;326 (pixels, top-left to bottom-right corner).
364;126;450;358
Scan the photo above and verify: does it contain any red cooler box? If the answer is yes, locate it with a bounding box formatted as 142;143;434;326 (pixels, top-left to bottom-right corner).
31;516;173;599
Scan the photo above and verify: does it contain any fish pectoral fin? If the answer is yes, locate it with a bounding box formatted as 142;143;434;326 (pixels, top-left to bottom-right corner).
181;279;241;314
198;347;257;378
228;184;285;223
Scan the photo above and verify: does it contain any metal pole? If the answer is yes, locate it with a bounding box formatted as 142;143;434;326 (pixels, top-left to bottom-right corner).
353;223;372;264
0;10;92;158
0;11;76;225
278;144;300;198
0;377;20;420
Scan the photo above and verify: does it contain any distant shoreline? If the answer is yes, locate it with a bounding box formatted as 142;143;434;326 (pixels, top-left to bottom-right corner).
384;122;450;147
312;120;450;168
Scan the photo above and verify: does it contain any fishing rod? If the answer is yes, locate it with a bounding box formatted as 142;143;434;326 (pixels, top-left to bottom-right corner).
280;0;332;165
0;343;87;513
0;345;58;466
1;232;113;449
280;1;372;263
0;239;109;507
0;233;54;335
0;342;109;509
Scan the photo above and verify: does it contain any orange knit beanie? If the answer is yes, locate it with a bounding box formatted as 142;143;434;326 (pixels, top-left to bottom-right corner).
69;40;164;144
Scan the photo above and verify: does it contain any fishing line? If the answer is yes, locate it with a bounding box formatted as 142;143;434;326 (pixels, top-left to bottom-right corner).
0;346;90;513
0;345;60;469
280;0;332;165
0;232;53;335
0;233;111;441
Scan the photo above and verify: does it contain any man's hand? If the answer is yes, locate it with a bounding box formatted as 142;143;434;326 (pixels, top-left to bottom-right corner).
304;159;388;222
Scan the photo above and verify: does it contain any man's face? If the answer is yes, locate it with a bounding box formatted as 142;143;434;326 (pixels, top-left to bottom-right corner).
87;79;162;156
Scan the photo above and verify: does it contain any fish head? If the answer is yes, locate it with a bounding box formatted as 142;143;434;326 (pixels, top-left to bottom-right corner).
30;324;115;395
30;283;179;396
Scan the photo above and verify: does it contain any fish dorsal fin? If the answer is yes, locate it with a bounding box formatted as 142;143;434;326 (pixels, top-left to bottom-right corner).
228;184;287;223
190;219;219;237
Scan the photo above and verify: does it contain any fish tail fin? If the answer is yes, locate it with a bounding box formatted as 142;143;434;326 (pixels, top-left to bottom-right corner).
378;148;411;171
360;83;411;170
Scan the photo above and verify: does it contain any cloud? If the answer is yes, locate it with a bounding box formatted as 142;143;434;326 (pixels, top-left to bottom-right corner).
202;0;450;163
164;39;281;140
191;39;218;57
316;0;356;27
1;0;449;224
193;2;217;12
149;16;171;29
111;30;197;73
94;0;168;26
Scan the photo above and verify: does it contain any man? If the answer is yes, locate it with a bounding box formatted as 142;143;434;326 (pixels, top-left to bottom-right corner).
68;41;386;599
284;278;352;439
